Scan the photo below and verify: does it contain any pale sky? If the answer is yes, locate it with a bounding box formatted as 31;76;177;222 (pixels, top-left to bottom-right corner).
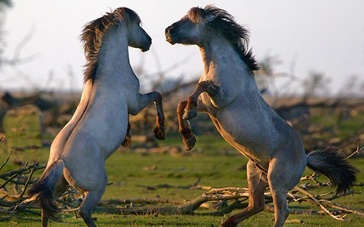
1;0;364;96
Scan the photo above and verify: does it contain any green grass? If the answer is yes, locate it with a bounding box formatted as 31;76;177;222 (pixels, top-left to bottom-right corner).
1;109;364;226
1;141;364;227
6;213;364;227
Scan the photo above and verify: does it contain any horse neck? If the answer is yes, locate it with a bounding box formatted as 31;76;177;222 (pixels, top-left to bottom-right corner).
96;26;133;81
199;37;255;84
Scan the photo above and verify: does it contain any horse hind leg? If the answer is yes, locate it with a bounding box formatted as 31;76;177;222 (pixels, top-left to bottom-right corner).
221;160;268;226
269;188;289;227
267;157;303;227
78;188;106;227
68;162;107;226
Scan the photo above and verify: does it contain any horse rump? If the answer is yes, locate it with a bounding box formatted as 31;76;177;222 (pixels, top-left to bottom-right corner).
306;148;358;195
28;160;65;215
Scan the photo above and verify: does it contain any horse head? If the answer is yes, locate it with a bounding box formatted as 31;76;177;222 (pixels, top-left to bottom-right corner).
110;7;151;52
165;7;215;46
112;8;151;52
81;7;152;82
165;5;258;71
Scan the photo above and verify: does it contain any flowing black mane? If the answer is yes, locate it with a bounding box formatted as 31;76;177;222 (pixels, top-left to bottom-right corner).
189;5;259;71
80;7;141;82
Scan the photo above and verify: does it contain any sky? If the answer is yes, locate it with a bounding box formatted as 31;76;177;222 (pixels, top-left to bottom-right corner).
1;0;364;96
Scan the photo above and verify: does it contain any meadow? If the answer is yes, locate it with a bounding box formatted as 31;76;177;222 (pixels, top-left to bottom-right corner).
1;101;364;226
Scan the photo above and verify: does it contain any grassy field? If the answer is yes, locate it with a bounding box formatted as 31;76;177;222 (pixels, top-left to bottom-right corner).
1;131;364;227
1;103;364;226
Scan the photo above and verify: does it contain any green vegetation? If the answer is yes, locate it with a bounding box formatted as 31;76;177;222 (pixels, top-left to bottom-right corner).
1;104;364;226
1;135;364;226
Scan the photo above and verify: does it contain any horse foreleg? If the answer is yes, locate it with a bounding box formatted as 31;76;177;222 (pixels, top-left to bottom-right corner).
221;160;268;227
152;92;165;140
177;100;196;151
184;80;218;120
131;92;165;140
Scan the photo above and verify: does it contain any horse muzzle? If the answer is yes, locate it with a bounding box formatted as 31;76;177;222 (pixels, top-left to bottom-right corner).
165;26;176;45
141;45;150;52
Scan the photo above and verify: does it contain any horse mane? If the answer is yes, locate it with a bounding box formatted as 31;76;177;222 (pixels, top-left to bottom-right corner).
188;5;259;71
80;7;141;82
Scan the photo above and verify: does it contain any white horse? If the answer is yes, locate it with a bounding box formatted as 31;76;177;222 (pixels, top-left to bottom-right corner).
28;7;165;227
165;5;357;227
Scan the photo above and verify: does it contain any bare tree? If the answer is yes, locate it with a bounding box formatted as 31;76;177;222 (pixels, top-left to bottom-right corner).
302;71;331;99
0;0;12;68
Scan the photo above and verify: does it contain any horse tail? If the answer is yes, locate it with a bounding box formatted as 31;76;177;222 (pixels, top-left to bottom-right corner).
306;148;357;195
28;159;65;215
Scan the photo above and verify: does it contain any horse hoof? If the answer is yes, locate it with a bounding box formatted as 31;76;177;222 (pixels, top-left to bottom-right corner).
183;109;197;120
220;217;239;227
153;127;165;140
183;135;196;151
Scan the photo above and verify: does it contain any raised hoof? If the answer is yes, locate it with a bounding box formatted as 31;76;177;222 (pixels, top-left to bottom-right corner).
183;109;197;120
153;126;165;140
183;135;196;151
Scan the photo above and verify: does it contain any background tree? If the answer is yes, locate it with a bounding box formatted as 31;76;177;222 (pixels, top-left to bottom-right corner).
0;0;12;68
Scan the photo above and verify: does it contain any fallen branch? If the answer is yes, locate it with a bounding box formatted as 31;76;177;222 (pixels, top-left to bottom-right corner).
0;162;45;207
293;186;345;221
136;178;202;190
0;151;363;223
58;185;363;219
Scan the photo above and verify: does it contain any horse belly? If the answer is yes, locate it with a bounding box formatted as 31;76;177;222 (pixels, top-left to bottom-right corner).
210;111;274;162
83;104;128;154
57;98;128;160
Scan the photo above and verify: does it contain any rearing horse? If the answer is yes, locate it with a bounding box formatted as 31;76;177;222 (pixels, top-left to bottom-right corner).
28;7;165;227
165;5;357;227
